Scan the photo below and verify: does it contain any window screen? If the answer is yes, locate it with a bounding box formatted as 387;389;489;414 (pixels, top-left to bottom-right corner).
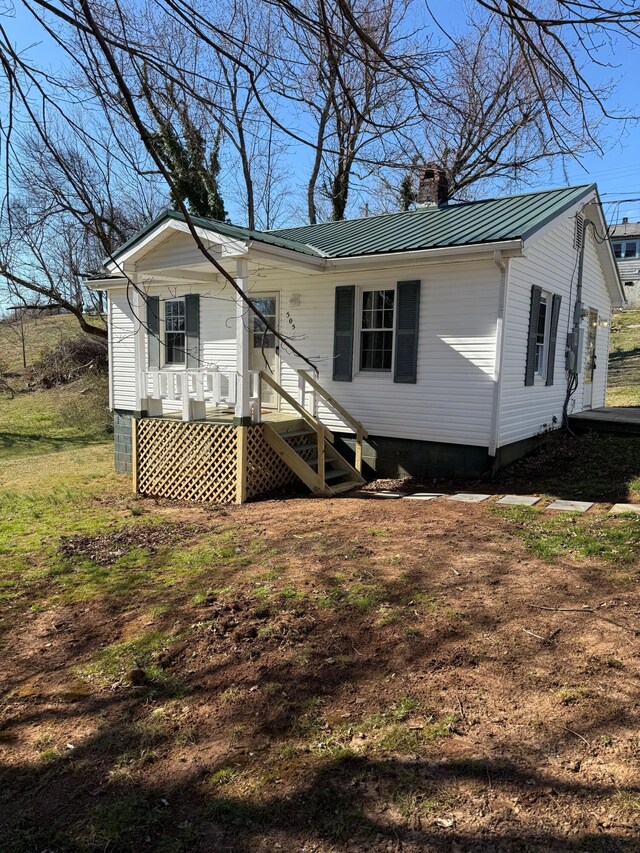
360;289;395;371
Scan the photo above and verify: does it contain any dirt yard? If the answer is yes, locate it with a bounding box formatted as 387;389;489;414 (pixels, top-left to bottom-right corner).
1;471;639;852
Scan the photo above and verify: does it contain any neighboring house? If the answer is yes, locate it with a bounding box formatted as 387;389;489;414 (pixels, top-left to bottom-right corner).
88;180;624;504
611;218;640;307
8;304;66;319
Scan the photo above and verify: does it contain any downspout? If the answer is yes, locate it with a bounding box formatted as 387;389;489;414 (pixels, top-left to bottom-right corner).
562;217;593;427
489;250;509;457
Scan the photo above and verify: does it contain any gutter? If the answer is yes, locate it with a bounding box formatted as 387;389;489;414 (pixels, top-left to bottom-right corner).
489;250;510;457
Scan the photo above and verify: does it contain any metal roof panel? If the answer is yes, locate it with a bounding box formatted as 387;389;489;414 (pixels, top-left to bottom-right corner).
107;185;596;266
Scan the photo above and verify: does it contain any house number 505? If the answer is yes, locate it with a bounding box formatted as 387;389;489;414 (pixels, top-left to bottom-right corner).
286;311;296;331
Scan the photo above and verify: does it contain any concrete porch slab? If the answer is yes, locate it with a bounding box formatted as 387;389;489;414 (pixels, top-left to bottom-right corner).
447;493;492;503
547;499;593;512
496;495;541;507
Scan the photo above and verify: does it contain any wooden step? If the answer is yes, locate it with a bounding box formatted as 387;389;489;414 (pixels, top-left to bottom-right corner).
324;468;350;482
289;439;317;452
282;429;316;440
329;481;361;495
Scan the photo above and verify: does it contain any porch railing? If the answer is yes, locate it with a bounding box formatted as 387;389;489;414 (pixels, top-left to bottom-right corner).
141;368;237;421
141;369;368;473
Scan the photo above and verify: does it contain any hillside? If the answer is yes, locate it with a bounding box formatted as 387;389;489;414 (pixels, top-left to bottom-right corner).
0;313;110;459
607;310;640;406
0;313;107;374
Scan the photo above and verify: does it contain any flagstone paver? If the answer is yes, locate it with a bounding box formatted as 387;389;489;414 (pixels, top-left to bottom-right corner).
496;495;541;507
405;493;445;501
447;493;492;504
355;491;403;499
547;499;593;512
609;503;640;515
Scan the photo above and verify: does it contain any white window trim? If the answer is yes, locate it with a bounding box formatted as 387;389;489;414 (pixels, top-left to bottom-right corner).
534;290;553;382
162;297;186;369
353;284;397;377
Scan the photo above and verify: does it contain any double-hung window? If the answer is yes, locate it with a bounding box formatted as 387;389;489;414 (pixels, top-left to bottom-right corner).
613;239;639;259
360;289;395;371
164;299;186;365
534;294;548;376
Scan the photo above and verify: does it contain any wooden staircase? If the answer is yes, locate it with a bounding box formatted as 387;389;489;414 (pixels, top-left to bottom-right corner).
257;370;367;497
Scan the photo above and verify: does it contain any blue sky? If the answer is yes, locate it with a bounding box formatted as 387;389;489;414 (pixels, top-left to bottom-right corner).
2;0;640;227
427;0;640;225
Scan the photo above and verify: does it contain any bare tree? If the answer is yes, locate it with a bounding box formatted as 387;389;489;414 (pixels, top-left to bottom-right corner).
1;0;639;359
382;11;603;207
275;0;421;223
1;126;164;338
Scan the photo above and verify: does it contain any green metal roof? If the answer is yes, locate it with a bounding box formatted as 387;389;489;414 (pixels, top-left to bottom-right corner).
108;209;325;263
270;184;595;257
108;184;595;265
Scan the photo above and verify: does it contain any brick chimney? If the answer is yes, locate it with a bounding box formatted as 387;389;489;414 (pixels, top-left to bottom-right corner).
417;164;449;207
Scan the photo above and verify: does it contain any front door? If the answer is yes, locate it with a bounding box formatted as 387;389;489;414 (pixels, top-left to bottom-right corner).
583;308;598;409
249;294;279;408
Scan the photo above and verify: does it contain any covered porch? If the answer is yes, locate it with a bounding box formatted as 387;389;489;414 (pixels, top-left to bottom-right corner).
96;217;369;503
132;365;368;504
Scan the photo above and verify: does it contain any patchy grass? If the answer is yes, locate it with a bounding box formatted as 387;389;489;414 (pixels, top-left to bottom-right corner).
79;630;174;687
496;505;640;562
1;408;640;850
0;379;110;460
607;310;640;406
494;431;640;503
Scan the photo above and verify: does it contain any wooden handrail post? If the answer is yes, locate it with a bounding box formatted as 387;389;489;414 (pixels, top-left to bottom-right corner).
317;424;326;493
131;417;138;493
355;429;363;474
236;425;248;504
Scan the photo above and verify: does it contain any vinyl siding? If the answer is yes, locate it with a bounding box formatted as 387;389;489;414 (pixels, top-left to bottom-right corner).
110;259;500;447
615;255;640;307
499;216;613;446
109;290;137;411
271;263;498;446
135;230;218;271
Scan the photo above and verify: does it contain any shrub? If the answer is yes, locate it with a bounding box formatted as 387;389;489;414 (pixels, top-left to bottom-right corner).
30;336;108;388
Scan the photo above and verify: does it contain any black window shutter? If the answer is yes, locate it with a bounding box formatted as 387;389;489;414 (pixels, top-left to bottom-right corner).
333;286;355;381
394;280;421;384
524;285;542;386
545;294;562;386
185;294;200;368
146;294;161;369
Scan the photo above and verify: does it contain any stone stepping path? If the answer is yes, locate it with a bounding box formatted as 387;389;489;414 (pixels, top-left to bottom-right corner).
404;493;445;501
353;490;640;514
547;499;593;513
609;503;640;515
447;493;491;503
496;495;541;507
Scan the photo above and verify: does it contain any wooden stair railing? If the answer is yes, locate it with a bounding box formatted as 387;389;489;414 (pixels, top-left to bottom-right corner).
297;370;368;474
258;370;366;496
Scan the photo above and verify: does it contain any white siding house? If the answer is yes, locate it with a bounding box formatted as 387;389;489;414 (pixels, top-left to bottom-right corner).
90;183;624;500
610;219;640;307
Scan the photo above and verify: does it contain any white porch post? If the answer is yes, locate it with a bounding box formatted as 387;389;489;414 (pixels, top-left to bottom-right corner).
132;282;147;414
234;258;252;425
